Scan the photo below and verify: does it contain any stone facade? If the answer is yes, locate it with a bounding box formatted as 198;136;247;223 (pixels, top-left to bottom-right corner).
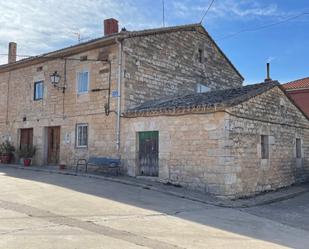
0;24;243;167
121;112;228;193
0;45;120;166
122;86;309;198
225;87;309;197
3;23;305;198
123;29;243;109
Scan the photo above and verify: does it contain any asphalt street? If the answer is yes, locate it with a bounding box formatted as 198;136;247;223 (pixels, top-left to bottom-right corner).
0;166;308;249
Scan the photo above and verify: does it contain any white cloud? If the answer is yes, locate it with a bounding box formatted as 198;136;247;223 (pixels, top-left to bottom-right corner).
0;0;299;65
0;0;160;65
172;0;289;22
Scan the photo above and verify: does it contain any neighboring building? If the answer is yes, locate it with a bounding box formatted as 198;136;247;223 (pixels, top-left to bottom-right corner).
283;77;309;118
0;19;308;198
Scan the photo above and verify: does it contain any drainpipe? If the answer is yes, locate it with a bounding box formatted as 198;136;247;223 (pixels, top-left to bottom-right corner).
115;38;123;155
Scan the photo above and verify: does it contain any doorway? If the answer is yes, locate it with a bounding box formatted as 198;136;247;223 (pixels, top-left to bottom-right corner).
20;128;33;149
47;126;60;165
138;131;159;176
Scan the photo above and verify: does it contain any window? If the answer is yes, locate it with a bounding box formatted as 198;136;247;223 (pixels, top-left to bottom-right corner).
296;138;302;158
77;71;89;94
198;49;203;63
261;135;269;159
196;83;210;93
34;81;43;100
76;124;88;147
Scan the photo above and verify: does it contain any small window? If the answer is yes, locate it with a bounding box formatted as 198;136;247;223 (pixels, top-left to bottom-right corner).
80;55;88;61
296;138;302;158
196;83;210;93
261;135;269;159
198;49;203;63
76;124;88;148
34;81;43;100
77;71;89;94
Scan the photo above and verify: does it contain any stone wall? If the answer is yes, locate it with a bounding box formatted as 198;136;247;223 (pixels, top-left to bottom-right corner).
0;72;9;125
123;30;243;109
121;112;230;195
225;86;309;197
0;44;120;166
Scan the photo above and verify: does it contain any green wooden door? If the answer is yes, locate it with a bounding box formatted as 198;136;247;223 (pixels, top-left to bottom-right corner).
138;131;159;176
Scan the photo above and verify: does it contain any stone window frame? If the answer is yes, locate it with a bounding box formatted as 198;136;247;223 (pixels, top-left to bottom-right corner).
34;81;44;101
75;123;88;148
76;70;90;94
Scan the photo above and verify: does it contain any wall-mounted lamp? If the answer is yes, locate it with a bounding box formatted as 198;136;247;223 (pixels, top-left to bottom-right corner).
50;71;66;93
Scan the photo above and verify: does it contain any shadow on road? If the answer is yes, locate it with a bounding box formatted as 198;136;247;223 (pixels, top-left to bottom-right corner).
0;165;308;248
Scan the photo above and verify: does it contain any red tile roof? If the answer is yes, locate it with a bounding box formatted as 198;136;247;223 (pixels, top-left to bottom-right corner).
283;77;309;90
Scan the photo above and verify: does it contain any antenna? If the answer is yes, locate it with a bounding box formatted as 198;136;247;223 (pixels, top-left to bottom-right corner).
200;0;215;24
162;0;165;27
73;31;81;43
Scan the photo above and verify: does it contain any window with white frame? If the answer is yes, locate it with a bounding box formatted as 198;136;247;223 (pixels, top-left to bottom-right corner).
296;138;302;158
196;83;210;93
34;81;43;100
77;71;89;94
76;124;88;147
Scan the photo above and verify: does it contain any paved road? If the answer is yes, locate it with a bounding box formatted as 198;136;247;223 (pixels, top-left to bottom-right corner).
0;166;308;249
242;192;309;232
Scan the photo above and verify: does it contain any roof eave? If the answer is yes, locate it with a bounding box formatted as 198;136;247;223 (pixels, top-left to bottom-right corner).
284;87;309;92
123;104;227;118
0;23;202;73
0;35;122;73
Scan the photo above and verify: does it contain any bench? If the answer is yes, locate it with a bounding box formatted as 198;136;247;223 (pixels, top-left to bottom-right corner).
76;157;120;175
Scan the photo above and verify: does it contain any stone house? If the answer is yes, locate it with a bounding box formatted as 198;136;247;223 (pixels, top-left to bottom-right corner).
283;77;309;118
123;81;309;197
0;19;308;198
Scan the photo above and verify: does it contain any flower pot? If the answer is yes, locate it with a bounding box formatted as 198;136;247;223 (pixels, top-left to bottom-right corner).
1;154;12;164
23;158;31;167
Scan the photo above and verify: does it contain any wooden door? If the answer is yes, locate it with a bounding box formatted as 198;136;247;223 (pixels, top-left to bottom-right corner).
20;128;33;149
138;131;159;176
47;127;60;165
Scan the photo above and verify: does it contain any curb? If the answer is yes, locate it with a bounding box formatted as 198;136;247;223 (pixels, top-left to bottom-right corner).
0;164;308;208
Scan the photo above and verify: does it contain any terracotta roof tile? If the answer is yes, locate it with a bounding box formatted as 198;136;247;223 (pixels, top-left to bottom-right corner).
283;77;309;90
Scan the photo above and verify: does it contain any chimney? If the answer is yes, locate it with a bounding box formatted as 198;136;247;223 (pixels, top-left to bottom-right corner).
104;18;119;36
8;42;17;64
264;63;272;82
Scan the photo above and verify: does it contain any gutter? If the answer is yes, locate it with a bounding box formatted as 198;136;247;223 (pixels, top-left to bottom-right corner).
284;87;309;92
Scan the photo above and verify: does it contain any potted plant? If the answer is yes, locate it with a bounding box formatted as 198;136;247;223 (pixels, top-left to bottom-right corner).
17;145;36;167
59;161;66;170
0;141;15;164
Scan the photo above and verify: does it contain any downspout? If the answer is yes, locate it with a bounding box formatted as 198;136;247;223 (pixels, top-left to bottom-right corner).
5;71;11;126
115;38;123;155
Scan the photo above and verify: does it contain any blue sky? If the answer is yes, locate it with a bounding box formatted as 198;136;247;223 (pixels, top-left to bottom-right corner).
0;0;308;84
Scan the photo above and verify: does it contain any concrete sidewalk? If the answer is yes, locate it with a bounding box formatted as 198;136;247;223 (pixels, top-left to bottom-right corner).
0;163;308;208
